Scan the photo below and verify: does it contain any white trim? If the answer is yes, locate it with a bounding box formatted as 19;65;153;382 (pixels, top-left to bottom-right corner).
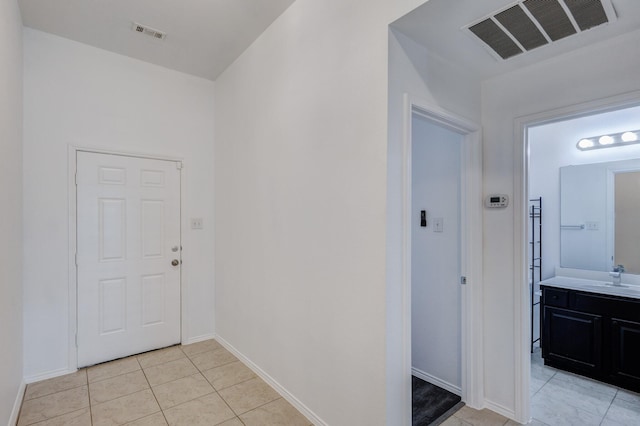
484;399;516;421
24;367;75;385
513;90;640;424
182;333;217;346
68;144;187;371
605;162;640;272
606;169;615;270
402;94;484;418
215;334;327;426
411;367;462;397
8;380;26;426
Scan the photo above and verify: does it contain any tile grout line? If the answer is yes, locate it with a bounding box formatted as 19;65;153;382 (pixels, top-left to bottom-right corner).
137;356;170;425
85;370;94;426
87;359;143;385
195;358;249;426
205;374;257;393
532;369;556;397
598;389;618;426
147;344;231;425
233;397;287;421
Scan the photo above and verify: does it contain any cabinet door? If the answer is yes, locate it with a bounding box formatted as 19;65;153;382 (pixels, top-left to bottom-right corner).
543;306;603;374
611;318;640;385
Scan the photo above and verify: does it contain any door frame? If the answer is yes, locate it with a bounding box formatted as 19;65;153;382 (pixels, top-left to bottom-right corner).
513;90;640;423
401;94;484;414
67;145;187;371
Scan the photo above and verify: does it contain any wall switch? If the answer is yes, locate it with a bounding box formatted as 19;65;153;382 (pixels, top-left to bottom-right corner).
191;218;204;229
433;218;443;233
586;221;599;231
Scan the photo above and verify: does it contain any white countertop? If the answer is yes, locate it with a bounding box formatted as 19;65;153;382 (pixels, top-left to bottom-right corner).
540;276;640;300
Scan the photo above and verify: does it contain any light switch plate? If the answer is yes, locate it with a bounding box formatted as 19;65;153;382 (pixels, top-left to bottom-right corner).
433;218;443;233
191;218;203;229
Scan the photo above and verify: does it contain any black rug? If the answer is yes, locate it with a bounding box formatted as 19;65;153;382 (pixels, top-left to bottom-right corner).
412;376;463;426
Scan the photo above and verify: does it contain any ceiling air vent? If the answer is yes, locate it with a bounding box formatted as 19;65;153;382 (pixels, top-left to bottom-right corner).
466;0;616;60
132;22;167;40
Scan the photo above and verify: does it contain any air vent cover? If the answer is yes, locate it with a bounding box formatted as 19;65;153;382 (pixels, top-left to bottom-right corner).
132;22;167;40
465;0;616;60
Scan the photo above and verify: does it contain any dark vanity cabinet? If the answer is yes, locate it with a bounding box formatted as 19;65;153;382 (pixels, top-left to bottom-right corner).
541;285;640;392
610;318;640;388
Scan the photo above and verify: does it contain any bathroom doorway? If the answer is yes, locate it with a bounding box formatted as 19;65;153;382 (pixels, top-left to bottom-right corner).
524;100;640;425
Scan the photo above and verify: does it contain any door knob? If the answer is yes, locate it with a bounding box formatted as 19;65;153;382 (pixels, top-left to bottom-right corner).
171;259;180;266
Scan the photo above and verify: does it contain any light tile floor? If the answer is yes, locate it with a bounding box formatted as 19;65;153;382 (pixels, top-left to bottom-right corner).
17;339;312;426
529;347;640;426
19;342;640;426
440;348;640;426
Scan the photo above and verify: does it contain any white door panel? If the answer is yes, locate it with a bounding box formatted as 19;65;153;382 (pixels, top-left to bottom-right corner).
77;152;181;367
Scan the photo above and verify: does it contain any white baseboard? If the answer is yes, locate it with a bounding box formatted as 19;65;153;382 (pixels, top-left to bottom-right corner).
484;399;516;421
23;367;76;385
411;367;462;397
214;334;327;426
8;380;26;426
182;333;217;346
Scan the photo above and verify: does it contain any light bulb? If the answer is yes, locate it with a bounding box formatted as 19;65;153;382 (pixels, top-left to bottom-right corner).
578;139;594;149
599;135;614;145
621;132;638;142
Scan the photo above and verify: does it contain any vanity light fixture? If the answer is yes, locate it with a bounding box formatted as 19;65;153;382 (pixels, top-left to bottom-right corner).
576;130;640;151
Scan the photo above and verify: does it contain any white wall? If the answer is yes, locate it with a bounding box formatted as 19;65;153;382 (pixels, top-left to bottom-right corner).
0;0;23;423
213;0;442;424
22;29;216;380
386;26;481;421
482;28;640;415
411;115;462;391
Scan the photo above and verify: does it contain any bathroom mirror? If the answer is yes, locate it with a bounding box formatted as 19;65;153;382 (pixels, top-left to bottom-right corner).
560;159;640;274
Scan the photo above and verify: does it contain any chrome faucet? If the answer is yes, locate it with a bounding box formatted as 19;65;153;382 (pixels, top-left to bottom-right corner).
609;264;625;286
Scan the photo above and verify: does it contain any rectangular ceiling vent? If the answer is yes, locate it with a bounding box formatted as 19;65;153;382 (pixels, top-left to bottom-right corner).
465;0;616;60
132;22;167;40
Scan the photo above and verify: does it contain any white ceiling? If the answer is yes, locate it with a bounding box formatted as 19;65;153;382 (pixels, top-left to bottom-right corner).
18;0;296;81
392;0;640;80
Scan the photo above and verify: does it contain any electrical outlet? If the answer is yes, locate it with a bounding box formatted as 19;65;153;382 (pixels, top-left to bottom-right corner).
586;221;599;231
433;218;443;233
191;218;203;229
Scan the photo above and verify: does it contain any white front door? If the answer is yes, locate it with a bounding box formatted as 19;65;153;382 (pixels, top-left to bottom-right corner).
76;151;181;367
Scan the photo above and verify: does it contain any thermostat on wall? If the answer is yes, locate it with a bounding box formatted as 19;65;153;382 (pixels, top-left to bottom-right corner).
485;194;509;208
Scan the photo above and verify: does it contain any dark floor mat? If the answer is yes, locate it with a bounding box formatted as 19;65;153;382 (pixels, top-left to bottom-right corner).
412;376;462;425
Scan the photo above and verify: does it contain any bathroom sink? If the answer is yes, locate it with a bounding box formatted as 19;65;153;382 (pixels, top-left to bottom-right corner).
540;276;640;299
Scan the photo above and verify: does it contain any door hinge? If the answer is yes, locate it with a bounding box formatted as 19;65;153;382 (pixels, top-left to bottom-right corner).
176;162;183;170
75;333;78;347
461;276;467;285
75;252;78;266
74;171;78;186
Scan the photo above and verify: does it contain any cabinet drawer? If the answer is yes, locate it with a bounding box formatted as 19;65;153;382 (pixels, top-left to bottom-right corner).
573;292;640;321
543;287;569;308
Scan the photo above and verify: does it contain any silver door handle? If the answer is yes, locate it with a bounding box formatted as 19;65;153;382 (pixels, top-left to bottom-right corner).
171;259;180;266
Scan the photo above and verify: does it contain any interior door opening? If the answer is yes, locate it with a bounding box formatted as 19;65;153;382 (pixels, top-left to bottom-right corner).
524;101;640;425
409;112;465;424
